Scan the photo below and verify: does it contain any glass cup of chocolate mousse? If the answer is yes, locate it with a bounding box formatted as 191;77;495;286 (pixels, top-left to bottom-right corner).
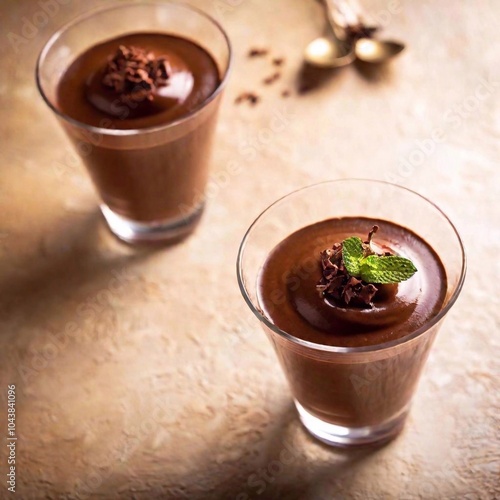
237;180;466;447
36;2;231;243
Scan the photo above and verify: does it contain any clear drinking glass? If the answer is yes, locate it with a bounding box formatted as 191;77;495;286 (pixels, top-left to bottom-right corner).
36;2;231;243
237;180;466;446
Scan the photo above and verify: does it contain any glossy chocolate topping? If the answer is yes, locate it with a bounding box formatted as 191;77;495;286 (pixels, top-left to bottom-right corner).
258;218;447;348
57;33;220;129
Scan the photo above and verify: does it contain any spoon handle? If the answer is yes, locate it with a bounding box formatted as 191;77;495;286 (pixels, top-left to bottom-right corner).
336;0;377;30
322;0;351;41
343;0;367;24
329;0;360;28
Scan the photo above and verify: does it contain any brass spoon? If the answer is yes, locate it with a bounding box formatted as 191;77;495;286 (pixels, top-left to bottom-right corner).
304;0;356;68
355;38;404;63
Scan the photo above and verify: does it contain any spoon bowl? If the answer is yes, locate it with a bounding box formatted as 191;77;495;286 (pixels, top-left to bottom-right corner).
304;36;356;68
355;38;405;63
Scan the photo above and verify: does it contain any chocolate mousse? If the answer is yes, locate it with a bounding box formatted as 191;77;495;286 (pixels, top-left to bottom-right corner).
56;33;221;224
259;217;446;347
258;217;447;428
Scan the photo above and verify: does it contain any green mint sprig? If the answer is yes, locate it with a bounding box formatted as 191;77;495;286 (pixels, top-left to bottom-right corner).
342;235;417;285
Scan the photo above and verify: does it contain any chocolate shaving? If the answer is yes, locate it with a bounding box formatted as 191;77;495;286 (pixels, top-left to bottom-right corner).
248;48;269;57
263;72;281;85
281;90;291;98
102;45;171;104
316;242;378;308
235;92;260;105
367;224;379;244
272;57;285;66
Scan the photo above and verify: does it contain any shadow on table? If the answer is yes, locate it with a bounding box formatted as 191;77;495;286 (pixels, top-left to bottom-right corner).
217;407;386;499
296;63;347;94
137;401;389;500
0;209;175;344
295;59;396;92
353;59;394;83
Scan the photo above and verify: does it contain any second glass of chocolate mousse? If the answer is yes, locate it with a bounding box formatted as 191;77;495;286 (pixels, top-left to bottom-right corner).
36;2;231;243
237;180;466;446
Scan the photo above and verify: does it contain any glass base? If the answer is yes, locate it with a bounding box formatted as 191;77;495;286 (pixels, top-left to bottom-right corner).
100;203;204;244
295;401;409;447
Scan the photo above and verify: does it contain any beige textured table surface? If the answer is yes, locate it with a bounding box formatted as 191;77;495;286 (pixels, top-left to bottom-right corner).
1;0;499;498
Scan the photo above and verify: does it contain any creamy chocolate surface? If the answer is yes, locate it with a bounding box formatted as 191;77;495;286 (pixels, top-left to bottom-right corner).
57;33;220;129
258;218;447;348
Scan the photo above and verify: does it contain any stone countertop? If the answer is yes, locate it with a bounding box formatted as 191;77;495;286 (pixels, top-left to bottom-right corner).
0;0;499;498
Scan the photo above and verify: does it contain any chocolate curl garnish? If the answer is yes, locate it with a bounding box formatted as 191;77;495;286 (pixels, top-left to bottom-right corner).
367;225;379;244
316;242;378;308
102;45;171;104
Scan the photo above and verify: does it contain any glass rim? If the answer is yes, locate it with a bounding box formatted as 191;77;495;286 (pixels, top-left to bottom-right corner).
35;0;232;137
236;179;467;354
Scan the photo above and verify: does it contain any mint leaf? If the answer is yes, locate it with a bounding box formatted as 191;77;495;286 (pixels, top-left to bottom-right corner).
342;237;364;276
338;228;418;286
359;255;417;284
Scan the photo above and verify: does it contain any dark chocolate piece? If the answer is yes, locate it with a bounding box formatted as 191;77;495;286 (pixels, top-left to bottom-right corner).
102;45;171;103
235;92;260;105
317;243;378;307
248;48;269;57
263;72;281;85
